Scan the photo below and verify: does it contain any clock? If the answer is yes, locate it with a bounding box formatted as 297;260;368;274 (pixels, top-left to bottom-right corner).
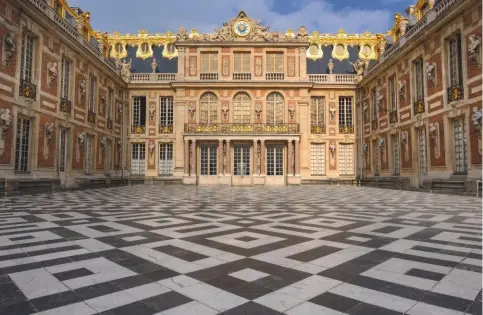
233;20;251;37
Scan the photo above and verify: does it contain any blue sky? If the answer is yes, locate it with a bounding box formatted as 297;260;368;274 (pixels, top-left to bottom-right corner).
69;0;413;34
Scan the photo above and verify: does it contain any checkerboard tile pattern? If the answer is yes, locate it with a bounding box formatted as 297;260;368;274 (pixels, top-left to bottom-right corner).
0;186;481;314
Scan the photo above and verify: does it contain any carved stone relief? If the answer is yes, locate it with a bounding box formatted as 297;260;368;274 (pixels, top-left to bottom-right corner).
3;31;16;66
189;56;197;76
468;34;481;65
149;103;156;122
188;103;196;121
43;123;54;159
120;59;132;82
329;142;336;166
222;56;229;76
255;103;262;121
255;56;262;76
398;80;406;104
47;62;58;88
221;103;229;122
426;61;437;87
0;108;12;156
287;56;295;77
429;122;440;159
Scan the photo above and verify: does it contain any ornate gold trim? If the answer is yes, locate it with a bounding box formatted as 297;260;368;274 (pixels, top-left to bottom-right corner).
162;43;178;60
108;29;176;60
306;43;323;61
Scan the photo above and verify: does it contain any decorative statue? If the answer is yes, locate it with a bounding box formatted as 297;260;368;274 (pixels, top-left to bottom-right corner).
296;26;308;42
350;59;368;83
120;58;132;82
328;59;334;74
100;136;107;150
79;79;87;97
398;80;406;103
255;103;262;121
188;103;195;120
376;91;384;110
0;108;12;127
426;62;436;87
149;142;155;155
472;107;482;130
468;34;481;65
77;132;85;145
151;58;158;73
45;123;54;144
288;104;295;120
4;31;16;66
149;103;155;121
47;62;58;88
378;136;385;149
429;122;438;141
176;27;189;41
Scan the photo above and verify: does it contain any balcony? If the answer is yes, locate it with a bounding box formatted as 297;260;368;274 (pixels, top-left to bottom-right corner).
233;73;251;81
265;73;284;81
339;125;354;134
130;73;177;83
19;80;37;101
87;110;96;124
184;123;300;135
159;124;174;133
200;73;219;81
107;119;113;131
447;83;464;103
371;120;378;131
60;98;71;115
310;124;326;134
131;125;146;134
309;74;357;84
413;99;425;115
389;110;398;124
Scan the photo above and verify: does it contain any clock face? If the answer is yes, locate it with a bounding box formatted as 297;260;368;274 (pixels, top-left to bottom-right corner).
233;20;251;37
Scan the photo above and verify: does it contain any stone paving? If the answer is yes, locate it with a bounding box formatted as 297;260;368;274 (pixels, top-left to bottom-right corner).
0;186;481;315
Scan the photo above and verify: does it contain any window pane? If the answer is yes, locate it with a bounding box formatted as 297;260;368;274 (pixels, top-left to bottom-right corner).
311;143;325;175
200;92;218;123
311;97;324;125
233;92;251;123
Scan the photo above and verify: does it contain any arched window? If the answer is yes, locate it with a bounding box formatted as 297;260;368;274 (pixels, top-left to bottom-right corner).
266;92;284;124
233;92;251;123
199;92;218;124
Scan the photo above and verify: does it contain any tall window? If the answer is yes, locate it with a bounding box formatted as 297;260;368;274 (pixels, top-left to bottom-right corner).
88;76;96;112
311;143;325;176
266;92;284;124
372;89;378;120
201;52;218;73
266;52;283;73
267;145;283;176
132;96;146;127
159;96;174;126
59;128;67;173
131;143;146;175
234;145;250;176
453;118;467;174
392;134;400;175
310;97;325;125
414;58;424;101
199;92;218;124
234;52;250;72
447;33;462;87
233;92;251;123
105;139;112;172
339;143;354;175
200;144;217;175
107;88;113;120
60;58;71;100
15;117;30;172
159;143;174;175
339;97;353;128
389;76;397;111
373;141;380;176
20;33;35;83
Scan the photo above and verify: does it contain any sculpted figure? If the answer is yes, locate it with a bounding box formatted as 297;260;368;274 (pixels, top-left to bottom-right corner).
120;59;132;82
176;27;188;41
296;26;308;41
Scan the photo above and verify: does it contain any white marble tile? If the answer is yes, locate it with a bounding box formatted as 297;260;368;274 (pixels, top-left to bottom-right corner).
208;231;285;249
121;235;147;242
157;301;218;315
9;268;69;299
229;268;269;282
286;302;344;315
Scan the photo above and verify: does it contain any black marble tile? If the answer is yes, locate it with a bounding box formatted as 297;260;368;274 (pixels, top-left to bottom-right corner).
52;267;94;281
405;268;445;281
152;245;208;262
223;301;283;314
287;245;341;262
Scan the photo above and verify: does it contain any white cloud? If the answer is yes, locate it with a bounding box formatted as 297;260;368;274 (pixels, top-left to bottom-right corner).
71;0;392;34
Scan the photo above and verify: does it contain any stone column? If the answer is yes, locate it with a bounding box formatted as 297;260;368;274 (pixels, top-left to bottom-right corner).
260;140;265;175
219;139;224;175
295;139;300;175
225;140;231;175
190;140;196;176
287;140;293;176
253;139;259;175
184;140;189;176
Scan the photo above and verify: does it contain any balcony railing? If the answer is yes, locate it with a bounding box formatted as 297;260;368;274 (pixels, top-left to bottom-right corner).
265;73;284;81
413;99;425;115
447;83;464;103
132;125;146;134
371;120;378;131
309;74;357;84
87;110;96;124
130;73;177;83
159;124;174;133
60;98;71;115
184;123;300;135
389;110;398;124
107;119;113;130
339;125;354;134
19;80;37;101
200;73;219;80
233;73;251;80
311;124;326;134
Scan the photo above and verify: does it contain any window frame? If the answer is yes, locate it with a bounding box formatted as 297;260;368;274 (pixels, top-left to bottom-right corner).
266;92;284;124
413;58;424;102
199;92;218;124
388;75;397;111
60;57;72;100
310;143;326;176
233;52;251;73
200;52;218;73
447;33;462;87
232;92;251;123
20;32;35;83
200;143;217;176
159;96;174;126
88;75;97;112
338;96;353;127
266;52;284;73
310;96;325;126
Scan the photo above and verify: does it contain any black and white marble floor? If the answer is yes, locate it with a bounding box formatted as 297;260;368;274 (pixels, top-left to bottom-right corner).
0;186;481;314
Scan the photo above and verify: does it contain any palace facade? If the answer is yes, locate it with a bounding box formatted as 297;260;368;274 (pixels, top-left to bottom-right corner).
0;0;480;192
